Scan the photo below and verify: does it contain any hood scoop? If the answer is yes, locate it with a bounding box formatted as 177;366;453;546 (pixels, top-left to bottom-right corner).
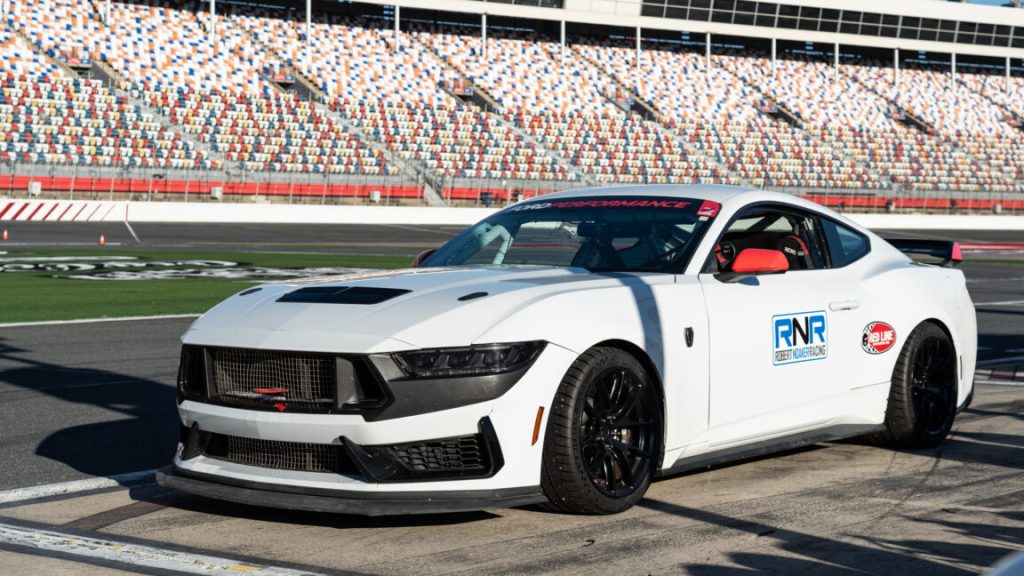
277;286;411;305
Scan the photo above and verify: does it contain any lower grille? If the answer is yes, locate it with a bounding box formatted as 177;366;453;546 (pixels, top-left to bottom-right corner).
179;417;503;482
392;436;487;473
208;348;336;413
202;432;356;475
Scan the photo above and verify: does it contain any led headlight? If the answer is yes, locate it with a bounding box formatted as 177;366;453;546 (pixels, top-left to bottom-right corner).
392;341;546;378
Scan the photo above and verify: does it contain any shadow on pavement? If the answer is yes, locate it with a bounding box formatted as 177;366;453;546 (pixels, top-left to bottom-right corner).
0;336;179;482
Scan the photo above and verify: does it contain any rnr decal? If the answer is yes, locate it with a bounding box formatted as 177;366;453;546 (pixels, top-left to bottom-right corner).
773;311;829;366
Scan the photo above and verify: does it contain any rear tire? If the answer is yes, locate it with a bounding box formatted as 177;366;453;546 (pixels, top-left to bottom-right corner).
874;322;958;449
541;347;662;514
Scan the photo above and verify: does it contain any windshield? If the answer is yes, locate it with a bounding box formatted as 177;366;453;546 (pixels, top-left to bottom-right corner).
424;196;721;273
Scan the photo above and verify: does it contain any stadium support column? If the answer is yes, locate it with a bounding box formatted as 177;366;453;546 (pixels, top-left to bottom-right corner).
394;4;400;53
894;48;899;86
951;52;957;89
705;33;711;80
210;0;216;41
482;13;487;60
1007;56;1012;92
771;38;776;77
306;0;311;45
833;43;839;83
635;27;641;69
560;20;565;66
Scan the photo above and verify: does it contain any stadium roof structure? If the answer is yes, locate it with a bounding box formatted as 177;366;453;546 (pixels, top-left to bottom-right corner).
346;0;1024;60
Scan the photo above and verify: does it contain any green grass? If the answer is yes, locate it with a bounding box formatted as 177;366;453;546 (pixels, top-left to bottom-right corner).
0;249;408;323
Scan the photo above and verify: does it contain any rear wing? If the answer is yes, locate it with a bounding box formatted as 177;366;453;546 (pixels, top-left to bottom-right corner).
887;239;962;267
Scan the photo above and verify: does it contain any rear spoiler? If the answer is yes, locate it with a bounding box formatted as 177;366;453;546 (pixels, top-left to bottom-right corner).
888;239;962;267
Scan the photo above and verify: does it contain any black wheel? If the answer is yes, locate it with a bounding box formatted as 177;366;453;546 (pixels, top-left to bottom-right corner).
541;347;662;514
874;323;958;449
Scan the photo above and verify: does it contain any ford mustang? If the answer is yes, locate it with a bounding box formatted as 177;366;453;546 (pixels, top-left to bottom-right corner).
157;185;977;515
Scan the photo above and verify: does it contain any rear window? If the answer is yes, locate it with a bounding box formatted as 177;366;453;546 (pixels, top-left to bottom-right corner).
821;219;869;267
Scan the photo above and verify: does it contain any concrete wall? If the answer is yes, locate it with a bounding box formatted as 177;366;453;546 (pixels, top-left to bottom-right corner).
3;197;1024;229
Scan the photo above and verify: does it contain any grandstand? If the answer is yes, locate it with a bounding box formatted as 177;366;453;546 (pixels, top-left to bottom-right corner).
0;0;1022;208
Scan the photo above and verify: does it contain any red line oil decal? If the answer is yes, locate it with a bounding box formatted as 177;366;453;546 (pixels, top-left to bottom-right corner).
253;388;288;395
697;200;721;218
862;322;896;354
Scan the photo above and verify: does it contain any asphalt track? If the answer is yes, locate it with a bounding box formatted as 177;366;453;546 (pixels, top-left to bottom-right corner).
0;223;1022;574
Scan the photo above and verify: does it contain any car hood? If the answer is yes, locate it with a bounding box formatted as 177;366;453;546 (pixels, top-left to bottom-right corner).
183;266;638;352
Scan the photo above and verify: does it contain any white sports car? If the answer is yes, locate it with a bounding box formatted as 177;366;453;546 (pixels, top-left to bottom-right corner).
158;185;977;515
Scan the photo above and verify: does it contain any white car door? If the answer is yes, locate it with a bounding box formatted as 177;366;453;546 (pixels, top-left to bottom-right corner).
698;205;861;446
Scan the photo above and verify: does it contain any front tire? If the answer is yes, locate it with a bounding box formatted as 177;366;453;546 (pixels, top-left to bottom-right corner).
875;323;958;449
541;347;662;514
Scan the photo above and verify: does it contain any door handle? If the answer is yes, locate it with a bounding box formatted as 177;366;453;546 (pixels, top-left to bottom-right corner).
829;300;860;311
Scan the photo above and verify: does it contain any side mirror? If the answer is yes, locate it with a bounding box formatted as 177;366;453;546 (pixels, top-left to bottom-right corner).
412;249;436;268
730;248;789;274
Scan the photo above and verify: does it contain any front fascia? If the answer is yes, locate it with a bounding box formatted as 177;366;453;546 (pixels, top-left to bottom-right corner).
174;341;580;493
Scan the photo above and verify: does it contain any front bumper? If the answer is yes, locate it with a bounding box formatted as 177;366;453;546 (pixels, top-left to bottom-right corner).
165;342;578;511
157;467;544;516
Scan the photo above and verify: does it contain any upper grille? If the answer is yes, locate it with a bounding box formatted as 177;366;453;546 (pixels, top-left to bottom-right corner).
208;348;336;413
392;436;487;473
202;433;355;475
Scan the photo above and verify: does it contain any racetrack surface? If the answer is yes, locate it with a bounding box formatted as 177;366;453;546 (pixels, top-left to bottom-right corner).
0;223;1022;574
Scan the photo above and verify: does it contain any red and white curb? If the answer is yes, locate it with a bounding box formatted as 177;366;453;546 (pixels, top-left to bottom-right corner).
0;200;126;222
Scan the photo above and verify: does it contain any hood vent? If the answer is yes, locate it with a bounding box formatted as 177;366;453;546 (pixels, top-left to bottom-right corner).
277;286;410;305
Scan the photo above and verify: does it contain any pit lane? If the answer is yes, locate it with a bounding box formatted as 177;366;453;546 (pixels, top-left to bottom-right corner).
0;224;1021;575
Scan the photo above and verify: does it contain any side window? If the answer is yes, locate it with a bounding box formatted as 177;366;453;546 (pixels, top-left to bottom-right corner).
711;207;827;272
820;219;869;267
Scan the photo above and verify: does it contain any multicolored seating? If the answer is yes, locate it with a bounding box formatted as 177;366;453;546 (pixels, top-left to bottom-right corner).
146;87;388;174
0;74;214;169
338;100;571;181
0;0;1020;195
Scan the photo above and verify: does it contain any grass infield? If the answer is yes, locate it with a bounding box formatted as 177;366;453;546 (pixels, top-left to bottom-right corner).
0;249;408;323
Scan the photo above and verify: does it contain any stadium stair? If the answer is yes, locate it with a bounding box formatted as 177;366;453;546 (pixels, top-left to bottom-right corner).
318;100;448;206
122;85;226;168
568;45;663;122
488;111;595;186
961;76;1024;134
406;32;503;112
229;19;327;102
567;43;746;186
1;19;77;78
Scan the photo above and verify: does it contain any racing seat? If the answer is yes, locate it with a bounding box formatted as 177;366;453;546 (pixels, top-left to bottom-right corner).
775;234;812;270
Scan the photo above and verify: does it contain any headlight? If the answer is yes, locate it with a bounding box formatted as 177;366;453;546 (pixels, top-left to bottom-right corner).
392;341;546;378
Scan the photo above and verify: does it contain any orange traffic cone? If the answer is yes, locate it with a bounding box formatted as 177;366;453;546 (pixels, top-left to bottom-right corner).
98;234;106;246
2;229;7;241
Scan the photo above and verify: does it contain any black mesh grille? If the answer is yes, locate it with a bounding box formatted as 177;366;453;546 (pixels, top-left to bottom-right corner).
391;436;487;473
208;348;336;413
202;433;351;474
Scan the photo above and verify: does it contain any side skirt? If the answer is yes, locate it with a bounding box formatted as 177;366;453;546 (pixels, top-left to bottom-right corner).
656;424;883;478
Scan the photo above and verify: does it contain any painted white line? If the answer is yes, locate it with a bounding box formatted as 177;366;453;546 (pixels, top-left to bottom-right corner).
975;380;1024;387
974;300;1024;307
0;470;157;506
967;277;1024;284
0;313;200;329
978;355;1024;368
0;521;328;576
123;220;140;244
